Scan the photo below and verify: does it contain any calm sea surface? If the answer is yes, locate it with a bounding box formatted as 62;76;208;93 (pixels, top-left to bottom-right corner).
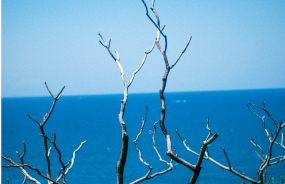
2;89;285;184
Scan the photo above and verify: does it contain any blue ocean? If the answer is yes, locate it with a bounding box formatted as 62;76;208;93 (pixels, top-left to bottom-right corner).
2;89;285;184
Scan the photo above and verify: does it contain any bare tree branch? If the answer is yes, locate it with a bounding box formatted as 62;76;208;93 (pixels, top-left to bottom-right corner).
204;102;284;184
128;40;156;87
16;142;27;184
132;105;153;184
176;119;259;183
2;83;86;184
132;106;174;184
176;130;199;156
176;117;218;184
55;86;65;100
141;0;165;37
205;155;259;184
269;156;285;166
222;148;231;170
27;83;65;183
98;31;117;61
266;174;272;184
56;140;87;182
248;103;284;183
248;102;277;127
171;36;192;69
99;32;129;183
141;1;225;183
45;133;73;184
149;121;173;167
275;132;285;149
43;83;65;126
16;142;26;166
250;137;266;160
28;115;40;125
2;155;59;184
99;14;159;183
45;82;55;98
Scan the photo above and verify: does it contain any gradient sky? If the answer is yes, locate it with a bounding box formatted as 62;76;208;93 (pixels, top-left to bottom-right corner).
2;0;285;97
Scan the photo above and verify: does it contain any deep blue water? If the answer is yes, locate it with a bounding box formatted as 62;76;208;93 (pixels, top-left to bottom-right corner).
1;89;285;184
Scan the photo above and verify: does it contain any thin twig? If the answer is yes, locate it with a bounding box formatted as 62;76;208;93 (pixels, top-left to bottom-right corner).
248;102;277;127
222;148;231;170
171;36;192;69
131;120;174;184
2;155;58;184
56;140;87;182
250;137;266;160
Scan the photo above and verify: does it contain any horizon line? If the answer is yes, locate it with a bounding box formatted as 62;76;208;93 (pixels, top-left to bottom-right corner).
2;87;285;99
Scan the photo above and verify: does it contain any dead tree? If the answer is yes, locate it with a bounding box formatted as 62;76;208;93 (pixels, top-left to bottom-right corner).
140;1;218;184
1;83;86;184
177;102;284;184
137;1;284;183
99;1;218;183
131;107;175;184
98;28;153;183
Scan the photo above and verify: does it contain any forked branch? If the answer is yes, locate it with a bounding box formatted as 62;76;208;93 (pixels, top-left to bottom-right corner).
140;0;204;183
2;156;59;184
27;83;65;183
132;116;173;184
2;83;85;184
56;140;87;182
16;142;27;184
45;133;86;183
99;10;164;182
202;102;284;184
176;117;218;184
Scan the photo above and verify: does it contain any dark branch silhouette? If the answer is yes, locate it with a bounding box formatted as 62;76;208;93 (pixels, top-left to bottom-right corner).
2;83;86;184
189;102;285;184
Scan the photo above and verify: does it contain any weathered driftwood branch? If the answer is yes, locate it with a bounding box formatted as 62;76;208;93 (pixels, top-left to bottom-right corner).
131;107;173;184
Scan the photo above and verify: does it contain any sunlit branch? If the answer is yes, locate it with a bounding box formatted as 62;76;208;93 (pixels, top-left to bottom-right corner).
250;137;266;160
248;102;277;127
132;105;173;184
55;140;87;182
129;40;156;87
16;142;27;184
129;120;174;184
171;36;192;69
2;156;59;184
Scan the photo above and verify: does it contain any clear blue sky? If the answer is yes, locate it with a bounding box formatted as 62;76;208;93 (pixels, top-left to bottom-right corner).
2;0;285;97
